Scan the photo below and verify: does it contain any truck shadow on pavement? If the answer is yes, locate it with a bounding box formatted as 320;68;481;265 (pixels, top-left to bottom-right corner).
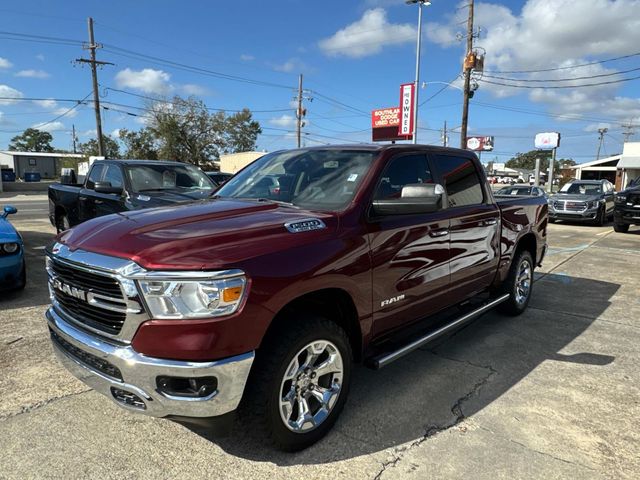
0;230;55;309
192;273;618;464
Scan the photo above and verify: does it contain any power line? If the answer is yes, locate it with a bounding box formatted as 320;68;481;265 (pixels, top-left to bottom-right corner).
104;87;292;113
482;65;640;83
484;51;640;74
480;74;640;89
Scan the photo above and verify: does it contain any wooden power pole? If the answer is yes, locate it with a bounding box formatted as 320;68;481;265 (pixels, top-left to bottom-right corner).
76;18;113;157
460;0;475;149
296;74;303;148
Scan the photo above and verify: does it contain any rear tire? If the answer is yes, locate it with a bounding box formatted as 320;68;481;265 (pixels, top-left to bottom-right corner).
614;222;629;233
240;314;352;452
498;250;534;316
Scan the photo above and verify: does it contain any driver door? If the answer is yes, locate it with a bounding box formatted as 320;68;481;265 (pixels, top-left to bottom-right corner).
368;153;451;336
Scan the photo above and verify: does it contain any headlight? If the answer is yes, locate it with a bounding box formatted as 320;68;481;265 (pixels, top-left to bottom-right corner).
1;243;19;254
138;275;247;319
615;195;627;203
588;200;600;209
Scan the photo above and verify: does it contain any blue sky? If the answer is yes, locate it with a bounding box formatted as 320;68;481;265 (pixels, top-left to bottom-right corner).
1;0;639;164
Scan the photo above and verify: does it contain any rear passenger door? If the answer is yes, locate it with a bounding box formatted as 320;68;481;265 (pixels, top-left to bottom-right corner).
369;153;452;335
431;153;501;299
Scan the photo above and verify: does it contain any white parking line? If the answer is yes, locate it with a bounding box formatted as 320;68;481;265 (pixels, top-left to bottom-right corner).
596;229;613;236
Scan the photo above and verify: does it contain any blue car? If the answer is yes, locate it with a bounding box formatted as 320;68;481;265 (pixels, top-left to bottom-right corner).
0;205;26;291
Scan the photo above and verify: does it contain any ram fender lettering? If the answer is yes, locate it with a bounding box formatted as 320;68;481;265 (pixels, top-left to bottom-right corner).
381;294;405;308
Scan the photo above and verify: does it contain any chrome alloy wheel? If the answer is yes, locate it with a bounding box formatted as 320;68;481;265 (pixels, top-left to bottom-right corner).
279;340;344;433
515;259;532;305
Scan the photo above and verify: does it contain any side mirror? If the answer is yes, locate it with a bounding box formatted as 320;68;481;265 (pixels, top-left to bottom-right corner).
372;183;444;216
2;205;17;219
94;181;123;195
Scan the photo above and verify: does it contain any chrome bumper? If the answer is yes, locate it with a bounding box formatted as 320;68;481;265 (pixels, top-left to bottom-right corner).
47;307;254;418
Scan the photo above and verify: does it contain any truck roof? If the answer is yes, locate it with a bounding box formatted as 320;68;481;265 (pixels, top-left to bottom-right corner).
277;144;476;156
95;159;192;167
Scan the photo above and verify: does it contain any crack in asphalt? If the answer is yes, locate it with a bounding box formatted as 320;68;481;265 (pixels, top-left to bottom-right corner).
476;424;598;472
372;353;497;480
0;389;91;421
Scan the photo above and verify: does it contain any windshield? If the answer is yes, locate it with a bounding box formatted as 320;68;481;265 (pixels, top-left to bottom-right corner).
559;182;601;195
496;186;532;196
215;149;378;210
125;164;214;192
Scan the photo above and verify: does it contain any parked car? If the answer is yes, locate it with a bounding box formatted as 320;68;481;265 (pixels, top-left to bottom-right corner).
547;179;615;225
495;185;547;198
45;145;547;451
0;205;26;291
613;175;640;233
49;160;217;232
206;171;234;187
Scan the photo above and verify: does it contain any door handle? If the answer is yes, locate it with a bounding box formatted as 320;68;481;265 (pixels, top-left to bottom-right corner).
429;229;449;238
95;200;103;205
483;218;498;226
79;196;88;201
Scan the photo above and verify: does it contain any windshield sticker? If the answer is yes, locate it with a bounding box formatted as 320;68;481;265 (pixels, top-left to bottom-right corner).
347;173;358;182
324;161;339;168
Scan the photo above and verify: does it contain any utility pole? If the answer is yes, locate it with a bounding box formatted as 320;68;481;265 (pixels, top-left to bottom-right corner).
442;120;448;147
460;0;475;149
622;123;635;143
596;127;608;160
296;74;303;148
72;124;77;154
76;18;113;157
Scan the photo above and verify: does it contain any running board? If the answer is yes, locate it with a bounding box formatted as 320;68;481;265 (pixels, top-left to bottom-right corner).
371;293;510;369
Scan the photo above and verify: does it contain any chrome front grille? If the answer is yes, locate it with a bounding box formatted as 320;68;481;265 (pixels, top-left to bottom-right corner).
553;200;587;212
48;258;128;336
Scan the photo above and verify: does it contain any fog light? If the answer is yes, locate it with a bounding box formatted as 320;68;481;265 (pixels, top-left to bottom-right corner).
156;376;217;399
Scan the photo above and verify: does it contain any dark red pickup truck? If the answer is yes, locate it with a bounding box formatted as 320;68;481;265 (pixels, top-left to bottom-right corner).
46;145;547;451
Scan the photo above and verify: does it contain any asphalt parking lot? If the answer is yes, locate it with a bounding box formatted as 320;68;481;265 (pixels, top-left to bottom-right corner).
1;193;639;479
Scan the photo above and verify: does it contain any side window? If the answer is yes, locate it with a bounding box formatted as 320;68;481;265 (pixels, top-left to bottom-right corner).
85;164;105;190
374;154;433;200
433;155;484;208
103;165;124;189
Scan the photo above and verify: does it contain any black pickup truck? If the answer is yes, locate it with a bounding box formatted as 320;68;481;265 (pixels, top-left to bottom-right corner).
614;176;640;233
49;160;216;231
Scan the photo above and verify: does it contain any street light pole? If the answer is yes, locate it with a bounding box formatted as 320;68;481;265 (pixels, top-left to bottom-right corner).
407;0;430;145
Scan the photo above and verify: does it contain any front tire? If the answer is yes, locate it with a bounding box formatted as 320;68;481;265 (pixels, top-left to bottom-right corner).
594;206;606;226
56;213;70;234
240;315;352;451
614;222;630;233
498;250;534;316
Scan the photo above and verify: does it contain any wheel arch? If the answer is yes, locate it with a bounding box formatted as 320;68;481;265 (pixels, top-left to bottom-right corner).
264;288;363;362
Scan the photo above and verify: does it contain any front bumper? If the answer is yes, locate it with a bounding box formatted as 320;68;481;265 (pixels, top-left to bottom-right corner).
614;207;640;225
548;206;600;222
47;306;254;418
0;251;24;289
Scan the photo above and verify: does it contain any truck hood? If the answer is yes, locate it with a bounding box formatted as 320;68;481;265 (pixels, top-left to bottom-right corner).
549;193;601;202
58;199;338;270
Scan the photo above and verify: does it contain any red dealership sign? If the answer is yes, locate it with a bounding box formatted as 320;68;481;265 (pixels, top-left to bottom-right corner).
371;107;412;142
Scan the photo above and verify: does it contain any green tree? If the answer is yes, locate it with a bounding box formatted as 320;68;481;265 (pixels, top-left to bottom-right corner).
224;108;262;153
506;150;575;173
8;128;54;152
78;135;121;158
118;128;159;160
147;96;226;167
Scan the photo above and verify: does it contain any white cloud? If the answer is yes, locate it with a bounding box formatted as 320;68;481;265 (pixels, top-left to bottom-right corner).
110;128;122;138
53;106;79;118
179;83;210;96
81;129;97;138
319;8;416;58
0;85;24;105
271;57;306;73
115;68;172;95
33;99;57;109
15;69;50;79
31;121;65;132
269;114;297;128
0;57;12;69
240;54;255;61
427;0;640;123
36;54;45;61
